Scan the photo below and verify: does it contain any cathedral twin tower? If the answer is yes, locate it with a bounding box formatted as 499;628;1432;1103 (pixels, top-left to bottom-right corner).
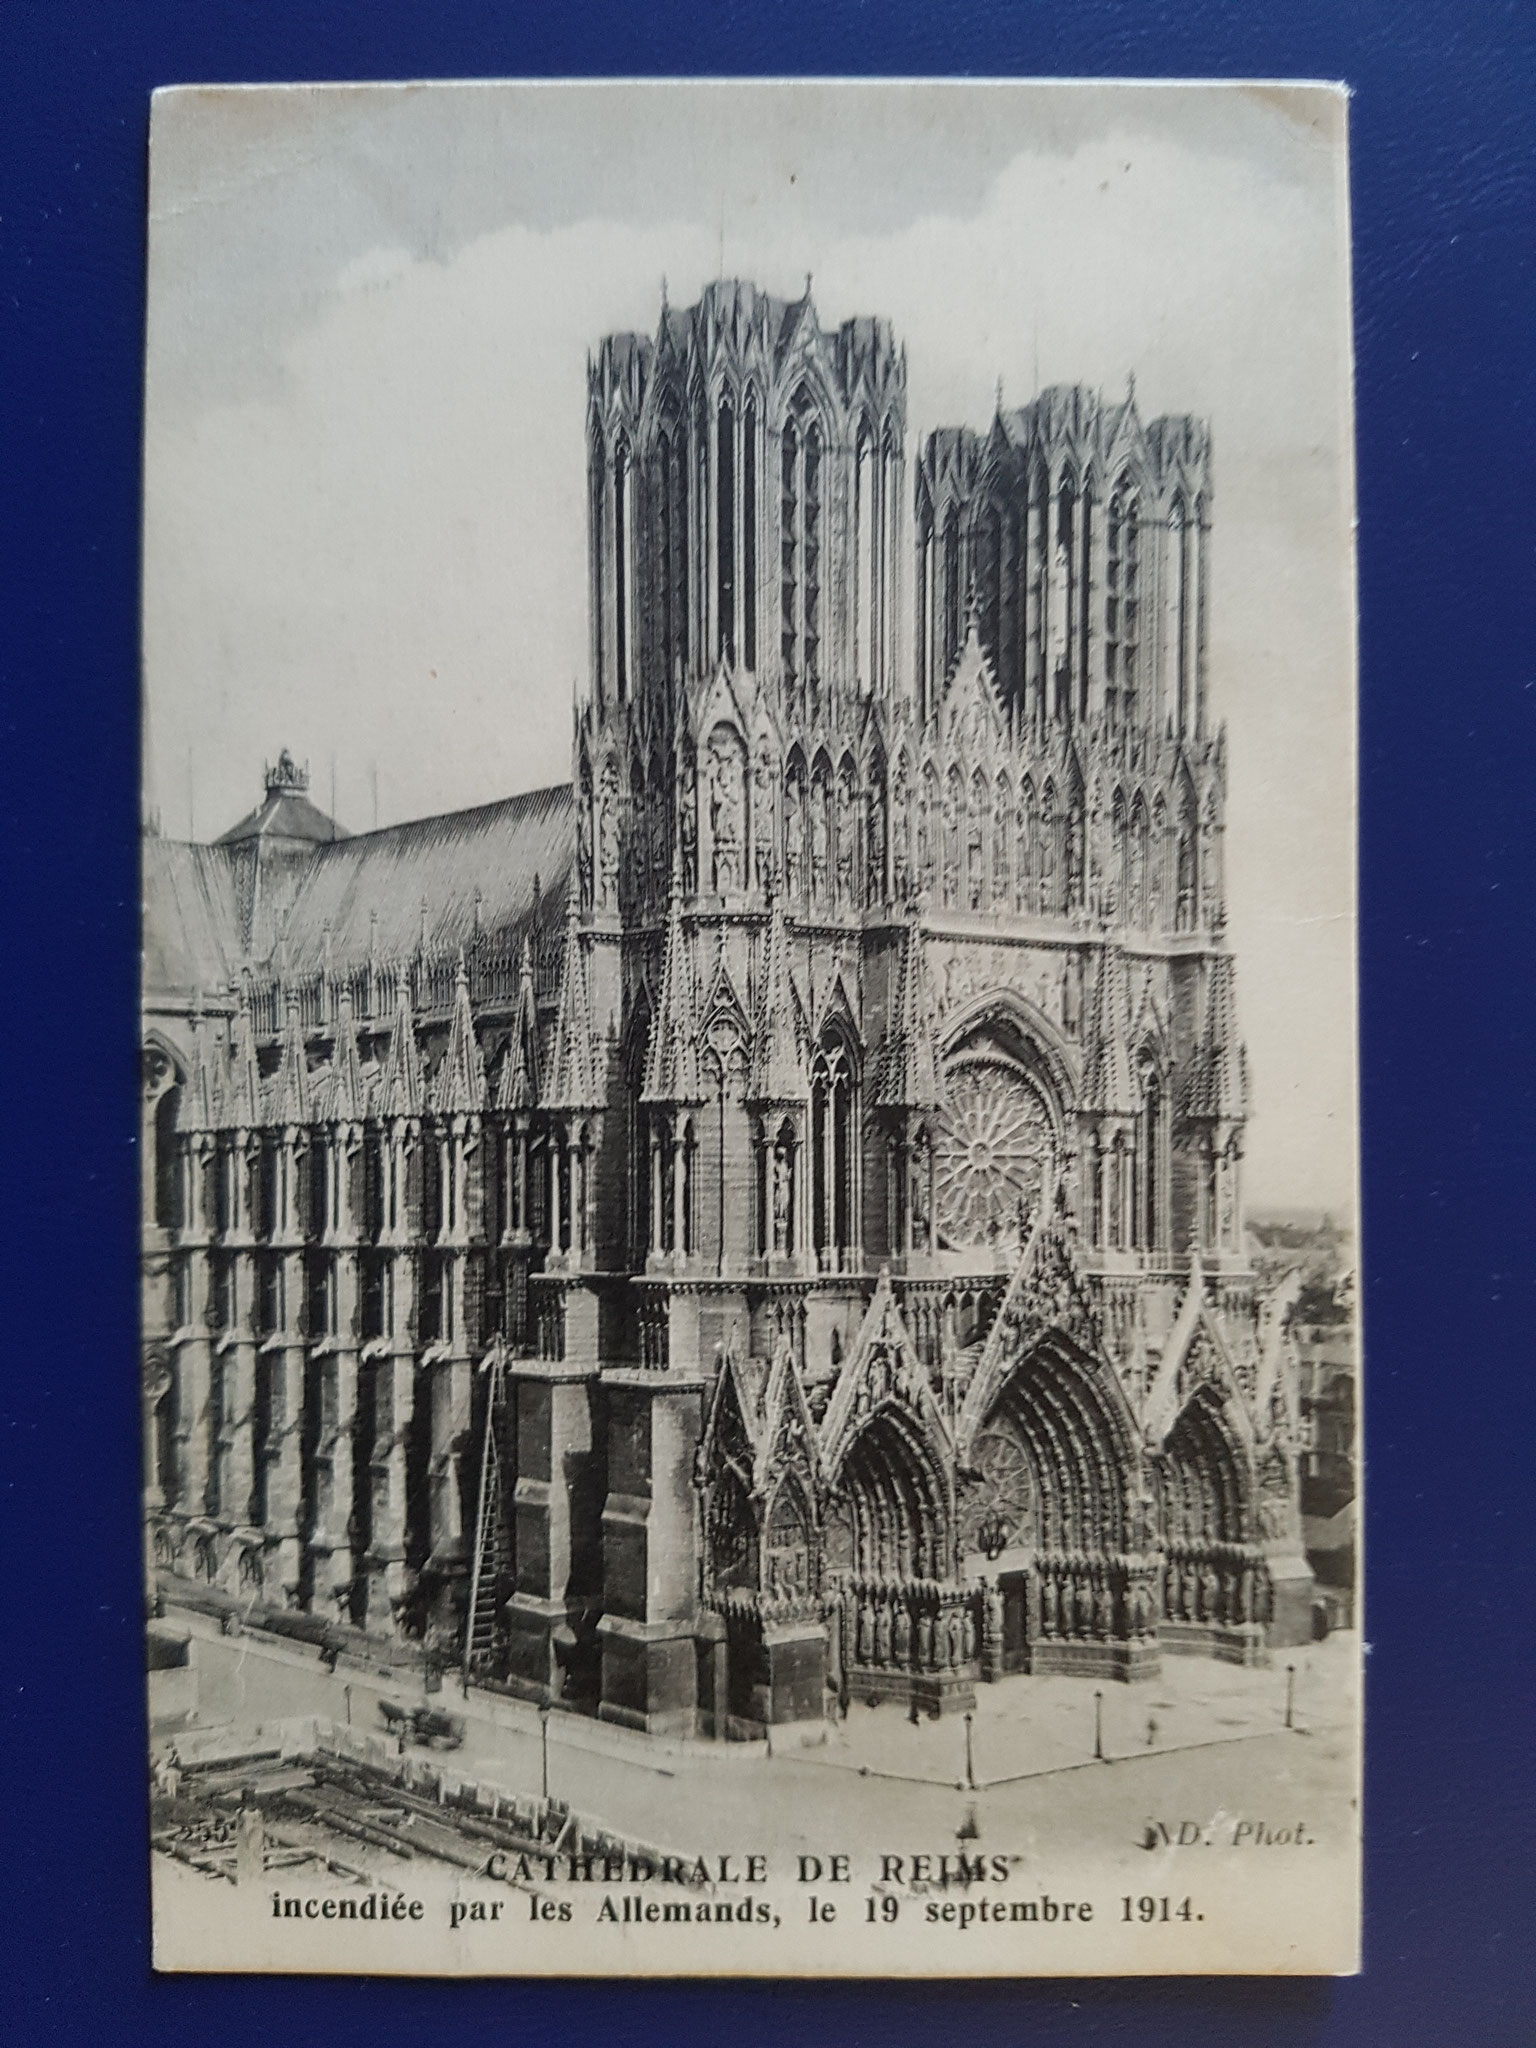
143;277;1311;1740
571;278;1231;1291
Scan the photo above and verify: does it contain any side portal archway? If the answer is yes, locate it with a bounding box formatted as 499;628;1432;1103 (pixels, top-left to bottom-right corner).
1156;1386;1270;1662
824;1406;977;1715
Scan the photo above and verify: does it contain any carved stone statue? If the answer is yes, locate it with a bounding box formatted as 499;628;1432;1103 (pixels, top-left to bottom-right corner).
810;784;829;900
577;786;594;909
706;735;743;894
910;1145;930;1244
836;771;857;905
1048;532;1070;674
679;753;698;893
597;762;620;910
783;776;802;896
771;1144;793;1253
916;1607;934;1670
983;1579;1004;1656
1200;1561;1221;1623
752;751;774;887
893;1600;911;1666
867;780;886;906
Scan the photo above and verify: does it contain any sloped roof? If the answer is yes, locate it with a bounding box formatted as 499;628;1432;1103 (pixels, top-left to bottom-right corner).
145;783;576;1004
216;784;348;847
141;838;244;997
276;784;574;975
216;749;347;847
1303;1502;1356;1554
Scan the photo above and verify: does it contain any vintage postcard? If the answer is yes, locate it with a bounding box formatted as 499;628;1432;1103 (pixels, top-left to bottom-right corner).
140;78;1360;1975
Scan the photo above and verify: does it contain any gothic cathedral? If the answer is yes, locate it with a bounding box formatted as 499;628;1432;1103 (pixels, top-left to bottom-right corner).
141;280;1313;1735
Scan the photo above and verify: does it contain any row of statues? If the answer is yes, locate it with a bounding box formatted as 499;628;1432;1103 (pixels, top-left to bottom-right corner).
578;733;1211;927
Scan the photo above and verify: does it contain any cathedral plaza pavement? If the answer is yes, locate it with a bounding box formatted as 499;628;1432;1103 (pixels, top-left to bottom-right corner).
161;1606;1357;1868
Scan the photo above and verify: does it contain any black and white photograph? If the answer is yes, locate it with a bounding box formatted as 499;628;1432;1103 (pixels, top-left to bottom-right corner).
138;78;1360;1975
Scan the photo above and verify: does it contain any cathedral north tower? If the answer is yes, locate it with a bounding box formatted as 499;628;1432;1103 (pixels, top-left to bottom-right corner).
587;277;907;726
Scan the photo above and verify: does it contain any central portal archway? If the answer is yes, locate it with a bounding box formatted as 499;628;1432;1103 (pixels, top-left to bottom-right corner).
962;1339;1160;1682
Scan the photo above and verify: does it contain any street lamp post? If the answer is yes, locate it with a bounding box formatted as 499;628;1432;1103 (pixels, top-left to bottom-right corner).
539;1700;551;1804
1285;1664;1296;1731
963;1712;976;1791
1093;1688;1105;1762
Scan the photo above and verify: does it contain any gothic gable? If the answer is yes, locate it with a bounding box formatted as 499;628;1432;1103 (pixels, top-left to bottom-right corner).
820;1269;951;1482
430;957;487;1117
756;1337;822;1498
495;937;541;1111
939;614;1006;752
689;660;751;755
1250;1266;1303;1425
318;989;365;1125
698;934;752;1050
954;1200;1108;1462
1141;1256;1256;1453
698;1346;766;1490
811;958;863;1052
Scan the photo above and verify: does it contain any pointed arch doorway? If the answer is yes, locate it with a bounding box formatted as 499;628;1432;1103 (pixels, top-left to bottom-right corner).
959;1338;1162;1683
1155;1385;1269;1662
824;1406;978;1716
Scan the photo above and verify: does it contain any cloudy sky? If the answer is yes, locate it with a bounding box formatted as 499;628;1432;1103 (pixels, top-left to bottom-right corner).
143;80;1356;1216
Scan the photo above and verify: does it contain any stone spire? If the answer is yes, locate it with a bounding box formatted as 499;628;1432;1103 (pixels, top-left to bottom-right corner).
749;889;809;1102
224;988;263;1128
321;987;365;1124
432;955;487;1116
876;910;945;1110
1081;945;1137;1116
382;974;424;1119
642;872;703;1105
275;993;309;1125
546;893;602;1110
495;933;540;1112
177;1002;217;1133
1186;954;1248;1120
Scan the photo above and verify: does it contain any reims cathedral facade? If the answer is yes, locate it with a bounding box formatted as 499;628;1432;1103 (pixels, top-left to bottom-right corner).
141;280;1313;1735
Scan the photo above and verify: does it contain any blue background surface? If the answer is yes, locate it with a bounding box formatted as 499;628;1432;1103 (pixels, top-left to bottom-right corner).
2;3;1532;2042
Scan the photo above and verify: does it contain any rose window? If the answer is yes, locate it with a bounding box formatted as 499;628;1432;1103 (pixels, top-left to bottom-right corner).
934;1057;1055;1253
960;1426;1035;1556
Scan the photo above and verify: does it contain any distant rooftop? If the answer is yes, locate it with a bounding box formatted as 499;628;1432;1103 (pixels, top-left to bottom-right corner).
216;750;349;848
